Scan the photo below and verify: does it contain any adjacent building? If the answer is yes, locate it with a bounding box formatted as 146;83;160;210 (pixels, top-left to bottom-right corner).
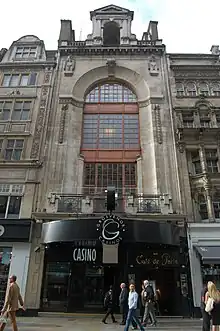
0;4;219;316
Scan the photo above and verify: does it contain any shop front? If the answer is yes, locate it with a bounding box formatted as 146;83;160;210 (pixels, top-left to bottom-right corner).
0;219;32;309
40;216;186;315
187;223;220;317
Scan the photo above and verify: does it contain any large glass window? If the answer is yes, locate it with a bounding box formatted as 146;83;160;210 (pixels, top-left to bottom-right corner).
85;83;137;103
0;100;31;121
0;184;23;219
82;114;139;149
84;163;136;195
0;247;12;308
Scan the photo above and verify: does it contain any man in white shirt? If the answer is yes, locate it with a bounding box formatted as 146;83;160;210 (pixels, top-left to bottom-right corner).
124;283;145;331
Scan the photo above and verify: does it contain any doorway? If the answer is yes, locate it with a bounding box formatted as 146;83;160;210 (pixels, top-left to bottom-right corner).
104;265;121;309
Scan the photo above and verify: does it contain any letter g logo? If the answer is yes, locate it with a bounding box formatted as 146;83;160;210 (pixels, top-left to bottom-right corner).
102;218;120;241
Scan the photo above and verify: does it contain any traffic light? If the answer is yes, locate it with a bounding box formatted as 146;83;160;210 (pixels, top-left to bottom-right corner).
107;186;116;212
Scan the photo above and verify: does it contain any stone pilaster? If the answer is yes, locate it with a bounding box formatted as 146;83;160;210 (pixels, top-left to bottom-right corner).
203;176;215;222
136;156;143;195
77;155;85;194
139;101;158;194
199;144;207;173
24;223;45;310
62;103;83;194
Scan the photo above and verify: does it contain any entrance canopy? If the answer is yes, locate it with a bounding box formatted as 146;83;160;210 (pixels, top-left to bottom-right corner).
195;246;220;264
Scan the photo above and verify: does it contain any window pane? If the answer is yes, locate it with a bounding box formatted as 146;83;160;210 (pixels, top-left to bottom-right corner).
10;75;19;87
85;84;137;103
2;75;11;87
13;150;22;160
15;140;24;148
21;110;29;120
20;75;29;86
6;140;15;148
7;196;21;219
0;196;7;218
23;101;31;110
29;73;37;85
12;110;21;121
4;150;13;160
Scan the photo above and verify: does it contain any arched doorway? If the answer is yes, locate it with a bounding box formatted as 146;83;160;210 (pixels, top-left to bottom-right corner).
81;82;140;213
103;22;120;46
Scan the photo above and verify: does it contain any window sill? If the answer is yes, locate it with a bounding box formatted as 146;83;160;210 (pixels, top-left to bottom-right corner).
0;159;43;168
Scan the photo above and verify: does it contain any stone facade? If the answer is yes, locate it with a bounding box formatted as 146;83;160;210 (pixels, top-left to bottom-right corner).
1;4;218;314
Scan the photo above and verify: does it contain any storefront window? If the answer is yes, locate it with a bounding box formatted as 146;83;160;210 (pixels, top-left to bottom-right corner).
41;262;71;311
84;265;104;308
0;247;12;308
202;265;220;289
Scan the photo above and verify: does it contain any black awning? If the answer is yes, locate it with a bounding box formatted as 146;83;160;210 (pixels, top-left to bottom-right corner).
194;246;220;264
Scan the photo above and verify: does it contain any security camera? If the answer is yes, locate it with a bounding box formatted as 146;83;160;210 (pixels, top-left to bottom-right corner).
34;246;41;253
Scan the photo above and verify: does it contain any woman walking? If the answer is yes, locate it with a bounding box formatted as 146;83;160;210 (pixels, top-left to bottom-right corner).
205;281;220;331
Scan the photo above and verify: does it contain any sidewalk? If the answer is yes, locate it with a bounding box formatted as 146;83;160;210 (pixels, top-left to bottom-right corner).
6;316;202;331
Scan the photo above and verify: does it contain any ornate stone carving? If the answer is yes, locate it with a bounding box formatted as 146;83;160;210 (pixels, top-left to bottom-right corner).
153;104;162;144
64;55;75;76
138;99;151;108
30;86;50;159
106;58;116;77
59;96;84;108
58;104;68;144
7;90;22;96
43;68;52;84
148;56;159;76
176;129;185;153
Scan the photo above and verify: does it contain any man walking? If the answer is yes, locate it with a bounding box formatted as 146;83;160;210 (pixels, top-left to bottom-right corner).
142;280;157;327
102;285;117;324
124;283;145;331
0;275;25;331
119;283;128;325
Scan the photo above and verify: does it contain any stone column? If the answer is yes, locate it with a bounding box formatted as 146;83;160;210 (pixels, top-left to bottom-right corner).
136;156;143;195
203;176;215;222
77;154;84;194
121;20;128;39
63;101;84;194
139;101;158;194
199;144;207;173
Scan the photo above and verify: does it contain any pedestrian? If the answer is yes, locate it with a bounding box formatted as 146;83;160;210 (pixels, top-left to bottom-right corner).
0;275;25;331
142;280;157;327
102;285;117;324
205;281;220;331
124;283;145;331
201;283;211;331
119;283;128;325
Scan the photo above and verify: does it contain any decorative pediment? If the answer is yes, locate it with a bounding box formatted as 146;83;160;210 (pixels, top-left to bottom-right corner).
90;4;133;19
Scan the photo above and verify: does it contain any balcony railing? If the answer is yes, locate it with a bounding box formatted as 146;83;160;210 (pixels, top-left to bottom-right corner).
46;189;173;215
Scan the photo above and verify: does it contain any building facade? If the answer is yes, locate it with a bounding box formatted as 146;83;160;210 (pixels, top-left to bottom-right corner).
2;4;218;316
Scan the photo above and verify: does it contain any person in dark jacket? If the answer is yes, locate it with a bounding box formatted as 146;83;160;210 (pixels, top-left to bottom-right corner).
142;280;157;327
201;283;211;331
102;285;117;324
119;283;128;325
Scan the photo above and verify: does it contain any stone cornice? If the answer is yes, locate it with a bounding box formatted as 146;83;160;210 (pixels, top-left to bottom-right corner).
0;160;43;168
168;53;218;61
0;61;56;70
59;95;84;108
138;95;164;108
59;45;166;57
170;64;220;71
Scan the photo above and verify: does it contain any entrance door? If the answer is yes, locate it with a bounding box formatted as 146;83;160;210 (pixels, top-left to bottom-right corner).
104;265;121;308
67;264;85;311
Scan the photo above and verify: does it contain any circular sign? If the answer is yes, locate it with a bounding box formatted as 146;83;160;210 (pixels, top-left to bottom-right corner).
96;215;126;245
0;225;5;237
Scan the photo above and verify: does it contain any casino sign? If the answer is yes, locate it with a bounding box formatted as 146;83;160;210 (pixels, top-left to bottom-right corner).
96;214;126;245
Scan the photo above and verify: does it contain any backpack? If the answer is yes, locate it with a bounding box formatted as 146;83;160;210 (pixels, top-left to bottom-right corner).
104;291;110;308
143;285;154;302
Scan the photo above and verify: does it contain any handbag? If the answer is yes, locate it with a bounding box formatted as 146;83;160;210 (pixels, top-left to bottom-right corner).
205;297;214;313
0;313;8;324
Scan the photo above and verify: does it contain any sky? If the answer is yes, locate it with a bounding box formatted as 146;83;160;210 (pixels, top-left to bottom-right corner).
1;0;219;53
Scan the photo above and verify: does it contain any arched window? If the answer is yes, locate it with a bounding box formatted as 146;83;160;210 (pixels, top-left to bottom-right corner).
175;82;185;97
85;83;137;103
103;21;120;46
198;82;209;96
211;83;220;97
186;82;197;97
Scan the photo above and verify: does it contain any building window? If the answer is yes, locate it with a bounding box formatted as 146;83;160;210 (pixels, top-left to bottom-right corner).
85;83;137;103
2;73;37;87
0;184;23;219
198;194;208;220
212;83;220;97
82;114;139;149
206;150;218;173
0;100;31;121
84;163;136;195
191;151;202;174
4;139;24;160
182;112;194;127
175;82;185;97
15;47;37;58
186;83;197;97
199;83;209;96
213;193;220;219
